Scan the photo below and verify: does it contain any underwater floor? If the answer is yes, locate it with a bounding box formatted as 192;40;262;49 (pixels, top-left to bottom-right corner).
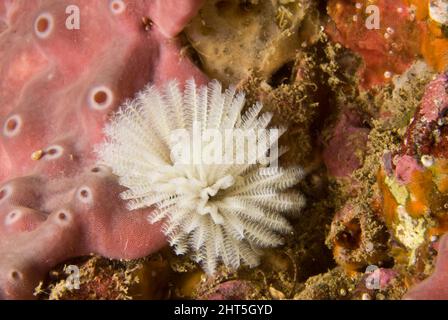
1;0;448;300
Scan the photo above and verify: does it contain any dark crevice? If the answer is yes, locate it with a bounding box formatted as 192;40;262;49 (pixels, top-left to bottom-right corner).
268;61;295;87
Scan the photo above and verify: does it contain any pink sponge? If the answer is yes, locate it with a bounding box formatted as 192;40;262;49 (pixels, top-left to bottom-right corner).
0;0;206;299
404;234;448;300
322;110;369;179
